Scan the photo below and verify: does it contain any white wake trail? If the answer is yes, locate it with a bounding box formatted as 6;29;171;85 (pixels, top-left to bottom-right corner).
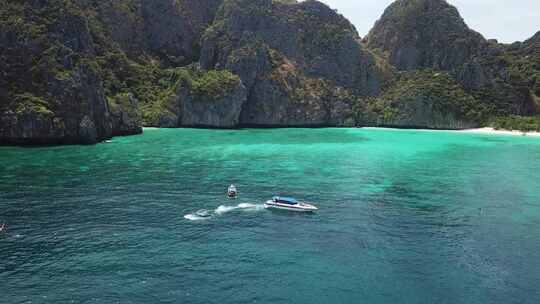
215;203;264;215
185;203;265;221
184;209;212;221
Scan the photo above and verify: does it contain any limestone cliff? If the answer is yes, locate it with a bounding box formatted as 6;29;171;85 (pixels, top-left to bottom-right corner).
366;0;487;71
0;1;141;145
199;0;388;126
357;70;483;129
145;66;247;128
1;0;540;145
365;0;538;119
80;0;223;66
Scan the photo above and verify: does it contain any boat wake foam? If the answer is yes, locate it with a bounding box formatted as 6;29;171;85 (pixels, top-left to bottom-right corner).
184;209;212;221
184;203;264;221
215;203;264;215
183;213;208;221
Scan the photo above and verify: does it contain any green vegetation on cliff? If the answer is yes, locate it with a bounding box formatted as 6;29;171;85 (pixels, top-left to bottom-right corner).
176;67;241;99
0;0;88;107
490;115;540;132
500;38;540;107
2;0;540;144
135;65;241;126
81;0;240;126
391;70;491;121
93;50;177;125
11;93;54;117
366;0;486;71
469;39;539;117
365;0;538;130
356;70;490;128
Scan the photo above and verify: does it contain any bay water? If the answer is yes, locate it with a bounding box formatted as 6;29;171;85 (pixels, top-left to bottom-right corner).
1;128;540;303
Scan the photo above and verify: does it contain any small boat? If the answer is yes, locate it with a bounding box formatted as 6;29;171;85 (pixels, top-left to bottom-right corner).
0;223;5;232
227;184;238;198
264;196;318;212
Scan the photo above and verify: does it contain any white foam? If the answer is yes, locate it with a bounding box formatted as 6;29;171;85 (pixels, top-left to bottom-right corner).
238;203;265;211
238;203;255;208
184;214;202;221
184;210;211;221
215;203;264;215
186;203;264;220
195;209;211;217
215;205;238;215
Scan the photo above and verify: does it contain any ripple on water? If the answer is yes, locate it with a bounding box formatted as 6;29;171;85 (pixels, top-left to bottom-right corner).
1;128;540;303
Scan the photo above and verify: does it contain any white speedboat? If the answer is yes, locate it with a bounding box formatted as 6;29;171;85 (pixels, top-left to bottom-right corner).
264;196;318;212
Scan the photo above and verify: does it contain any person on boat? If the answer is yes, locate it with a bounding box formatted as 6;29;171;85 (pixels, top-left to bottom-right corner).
228;184;237;198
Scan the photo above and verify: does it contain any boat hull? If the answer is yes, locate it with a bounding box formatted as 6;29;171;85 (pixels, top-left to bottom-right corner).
264;201;318;212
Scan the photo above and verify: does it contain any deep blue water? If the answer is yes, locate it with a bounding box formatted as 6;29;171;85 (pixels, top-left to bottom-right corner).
1;128;540;303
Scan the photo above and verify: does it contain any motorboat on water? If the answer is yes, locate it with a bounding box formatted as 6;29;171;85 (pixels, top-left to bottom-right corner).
227;184;238;198
264;196;318;212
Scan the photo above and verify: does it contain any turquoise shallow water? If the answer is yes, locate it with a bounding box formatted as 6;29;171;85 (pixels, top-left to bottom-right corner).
1;128;540;303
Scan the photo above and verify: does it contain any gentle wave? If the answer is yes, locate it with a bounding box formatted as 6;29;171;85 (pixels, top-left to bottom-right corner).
183;214;208;221
215;203;264;215
184;209;212;221
215;205;237;215
185;203;264;220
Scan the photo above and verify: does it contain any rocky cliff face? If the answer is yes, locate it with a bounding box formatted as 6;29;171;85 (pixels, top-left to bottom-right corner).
525;31;540;44
178;80;247;128
82;0;223;66
452;40;538;117
366;0;538;119
366;0;486;71
199;0;387;126
1;0;539;145
0;1;141;145
0;0;231;144
357;70;483;129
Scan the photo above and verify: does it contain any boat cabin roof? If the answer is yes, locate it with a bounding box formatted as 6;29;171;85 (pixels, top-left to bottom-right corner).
273;196;298;205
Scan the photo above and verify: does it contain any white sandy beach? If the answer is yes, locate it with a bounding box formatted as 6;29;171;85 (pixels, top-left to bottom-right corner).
457;127;540;137
363;127;540;137
143;126;540;137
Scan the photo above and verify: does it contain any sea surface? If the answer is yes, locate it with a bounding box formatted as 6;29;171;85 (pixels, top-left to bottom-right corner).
1;128;540;304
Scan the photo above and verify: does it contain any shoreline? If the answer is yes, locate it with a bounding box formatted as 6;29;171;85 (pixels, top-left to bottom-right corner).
362;127;540;137
143;126;540;137
455;127;540;137
3;126;539;148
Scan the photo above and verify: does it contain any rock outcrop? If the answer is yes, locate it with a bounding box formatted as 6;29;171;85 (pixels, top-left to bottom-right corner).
365;0;538;119
0;1;141;145
199;0;388;126
178;81;247;128
1;0;539;145
357;70;482;129
366;0;486;71
142;66;247;128
83;0;223;65
525;31;540;44
109;93;142;136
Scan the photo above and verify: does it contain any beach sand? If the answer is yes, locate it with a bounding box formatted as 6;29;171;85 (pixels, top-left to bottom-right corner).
362;127;540;137
457;127;540;137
